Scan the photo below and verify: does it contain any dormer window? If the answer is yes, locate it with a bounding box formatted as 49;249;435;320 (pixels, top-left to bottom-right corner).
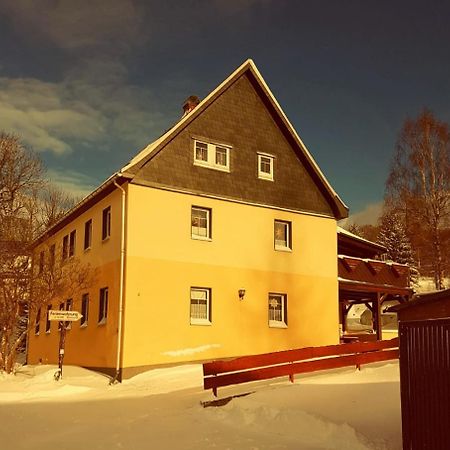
258;153;274;181
194;140;230;172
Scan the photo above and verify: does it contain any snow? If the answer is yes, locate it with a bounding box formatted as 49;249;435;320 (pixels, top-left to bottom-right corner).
0;362;402;449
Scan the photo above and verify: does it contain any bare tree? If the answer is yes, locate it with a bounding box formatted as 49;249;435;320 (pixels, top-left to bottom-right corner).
386;110;450;289
0;133;93;373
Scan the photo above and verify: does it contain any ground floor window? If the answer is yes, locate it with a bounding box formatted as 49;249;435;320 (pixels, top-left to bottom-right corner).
268;293;287;328
98;287;108;324
81;293;89;327
190;287;211;325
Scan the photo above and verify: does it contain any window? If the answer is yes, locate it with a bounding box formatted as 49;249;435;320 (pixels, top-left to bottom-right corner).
35;308;41;335
268;293;287;328
98;287;108;324
69;230;76;257
191;206;211;240
84;219;92;250
274;220;292;251
102;207;111;240
46;304;51;333
38;251;44;274
193;140;230;172
258;153;274;181
65;299;73;329
81;293;89;327
49;244;55;270
190;288;211;325
62;235;69;260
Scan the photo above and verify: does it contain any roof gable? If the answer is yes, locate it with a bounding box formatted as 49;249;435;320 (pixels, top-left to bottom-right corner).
121;59;348;220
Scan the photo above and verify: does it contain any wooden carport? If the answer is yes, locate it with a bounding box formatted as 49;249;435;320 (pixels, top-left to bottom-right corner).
337;227;412;341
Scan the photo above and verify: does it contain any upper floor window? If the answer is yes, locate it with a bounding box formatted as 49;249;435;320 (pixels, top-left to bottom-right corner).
84;219;92;250
38;251;44;274
268;293;287;328
191;206;211;240
49;244;55;270
62;235;69;260
194;140;230;172
274;220;292;251
258;153;274;181
102;207;111;241
69;230;76;257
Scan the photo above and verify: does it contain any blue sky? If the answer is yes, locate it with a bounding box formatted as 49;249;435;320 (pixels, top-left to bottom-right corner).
1;1;449;224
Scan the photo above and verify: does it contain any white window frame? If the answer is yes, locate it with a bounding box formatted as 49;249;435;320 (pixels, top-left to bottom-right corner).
268;293;288;328
274;220;292;251
191;206;212;241
193;140;231;172
190;287;211;325
258;153;274;181
69;230;76;258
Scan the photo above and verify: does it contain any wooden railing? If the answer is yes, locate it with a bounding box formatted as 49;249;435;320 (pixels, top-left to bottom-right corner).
203;338;399;396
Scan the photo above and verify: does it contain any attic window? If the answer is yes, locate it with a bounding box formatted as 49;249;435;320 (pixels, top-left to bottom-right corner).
193;140;230;172
258;153;274;181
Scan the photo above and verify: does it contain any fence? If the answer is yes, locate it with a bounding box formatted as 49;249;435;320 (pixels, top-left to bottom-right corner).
203;338;399;396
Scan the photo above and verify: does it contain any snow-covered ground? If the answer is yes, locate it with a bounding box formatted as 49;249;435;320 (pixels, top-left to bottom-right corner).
0;362;402;450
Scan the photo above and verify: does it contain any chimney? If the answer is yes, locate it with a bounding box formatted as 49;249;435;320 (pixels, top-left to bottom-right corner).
182;95;200;117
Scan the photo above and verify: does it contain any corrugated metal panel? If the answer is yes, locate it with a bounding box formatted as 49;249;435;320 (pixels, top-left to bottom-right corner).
399;319;450;449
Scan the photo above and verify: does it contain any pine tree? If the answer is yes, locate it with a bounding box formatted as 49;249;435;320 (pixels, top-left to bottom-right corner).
377;212;419;284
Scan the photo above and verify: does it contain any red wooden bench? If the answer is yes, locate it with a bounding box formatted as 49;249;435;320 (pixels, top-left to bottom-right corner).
203;338;399;396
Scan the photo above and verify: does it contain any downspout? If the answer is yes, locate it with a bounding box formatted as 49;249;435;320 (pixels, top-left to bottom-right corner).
111;178;126;384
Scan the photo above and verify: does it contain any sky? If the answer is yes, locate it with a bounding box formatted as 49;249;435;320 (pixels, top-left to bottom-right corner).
1;1;449;224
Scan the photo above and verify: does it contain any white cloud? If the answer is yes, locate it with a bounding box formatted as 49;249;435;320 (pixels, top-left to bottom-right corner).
47;169;97;199
339;201;383;227
0;61;167;155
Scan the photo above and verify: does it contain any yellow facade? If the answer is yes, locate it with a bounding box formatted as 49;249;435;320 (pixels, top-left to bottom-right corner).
28;188;124;370
28;182;340;375
122;185;339;370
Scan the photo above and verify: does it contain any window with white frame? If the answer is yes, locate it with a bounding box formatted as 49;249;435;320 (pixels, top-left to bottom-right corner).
190;287;211;325
274;220;292;251
98;287;108;324
191;206;211;240
62;234;69;261
81;293;89;327
194;140;230;172
258;153;274;180
268;293;287;328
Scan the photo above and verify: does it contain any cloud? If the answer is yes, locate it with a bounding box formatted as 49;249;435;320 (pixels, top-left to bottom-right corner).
1;0;146;52
47;168;98;199
0;61;167;155
0;77;106;154
339;201;383;227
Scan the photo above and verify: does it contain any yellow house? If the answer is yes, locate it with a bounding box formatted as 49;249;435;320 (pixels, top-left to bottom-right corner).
28;60;349;379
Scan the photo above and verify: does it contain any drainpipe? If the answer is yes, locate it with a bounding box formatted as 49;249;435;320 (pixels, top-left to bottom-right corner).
111;177;126;384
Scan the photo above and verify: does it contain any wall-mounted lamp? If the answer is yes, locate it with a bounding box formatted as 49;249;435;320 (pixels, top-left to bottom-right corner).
238;288;246;300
